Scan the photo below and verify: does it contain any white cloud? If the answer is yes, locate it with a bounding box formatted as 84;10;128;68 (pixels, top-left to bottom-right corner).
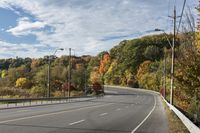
0;40;50;58
7;17;46;36
0;0;198;58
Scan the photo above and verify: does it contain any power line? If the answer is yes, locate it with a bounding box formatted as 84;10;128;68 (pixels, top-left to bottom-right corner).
176;0;187;34
167;0;172;30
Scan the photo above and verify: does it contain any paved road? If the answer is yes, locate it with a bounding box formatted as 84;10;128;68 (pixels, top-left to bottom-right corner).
0;87;168;133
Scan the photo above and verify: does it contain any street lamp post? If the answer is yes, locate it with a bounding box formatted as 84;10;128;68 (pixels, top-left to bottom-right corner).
154;28;175;105
68;48;75;98
47;48;64;98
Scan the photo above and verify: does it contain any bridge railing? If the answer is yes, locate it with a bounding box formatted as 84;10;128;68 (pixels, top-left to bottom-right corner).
0;95;94;109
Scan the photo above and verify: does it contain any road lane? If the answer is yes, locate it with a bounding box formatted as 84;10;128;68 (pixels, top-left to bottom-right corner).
0;87;168;133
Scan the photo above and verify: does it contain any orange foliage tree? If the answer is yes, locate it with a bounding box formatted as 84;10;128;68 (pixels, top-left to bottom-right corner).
99;53;110;74
31;59;40;69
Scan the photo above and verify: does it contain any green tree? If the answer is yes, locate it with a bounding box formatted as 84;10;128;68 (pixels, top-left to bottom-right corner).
33;66;48;88
144;45;163;61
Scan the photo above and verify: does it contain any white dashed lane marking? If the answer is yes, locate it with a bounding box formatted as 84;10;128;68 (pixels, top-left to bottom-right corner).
69;119;85;126
116;108;121;111
99;113;108;116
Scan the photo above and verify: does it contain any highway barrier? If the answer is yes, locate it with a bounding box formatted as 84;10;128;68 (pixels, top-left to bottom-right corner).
0;96;94;110
161;96;200;133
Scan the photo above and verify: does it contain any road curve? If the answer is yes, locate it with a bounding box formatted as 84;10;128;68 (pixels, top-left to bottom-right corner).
0;87;168;133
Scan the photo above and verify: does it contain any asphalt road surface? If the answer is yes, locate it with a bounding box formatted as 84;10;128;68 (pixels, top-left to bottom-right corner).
0;87;168;133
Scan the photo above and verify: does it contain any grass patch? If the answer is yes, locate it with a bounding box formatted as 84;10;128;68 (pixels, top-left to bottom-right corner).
163;100;189;133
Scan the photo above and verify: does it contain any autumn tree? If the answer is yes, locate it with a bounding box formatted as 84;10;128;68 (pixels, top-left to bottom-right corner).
33;66;48;88
30;86;45;97
31;59;40;69
195;4;200;52
136;60;162;91
99;52;110;74
89;67;101;84
15;77;32;89
0;70;7;78
136;60;152;82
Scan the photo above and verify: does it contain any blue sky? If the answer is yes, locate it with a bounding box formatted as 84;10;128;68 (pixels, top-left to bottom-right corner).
0;0;198;58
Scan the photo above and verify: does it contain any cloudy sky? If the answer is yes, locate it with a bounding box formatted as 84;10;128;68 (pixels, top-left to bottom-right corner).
0;0;198;58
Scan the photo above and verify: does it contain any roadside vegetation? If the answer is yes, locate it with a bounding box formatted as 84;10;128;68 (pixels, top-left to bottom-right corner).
163;101;189;133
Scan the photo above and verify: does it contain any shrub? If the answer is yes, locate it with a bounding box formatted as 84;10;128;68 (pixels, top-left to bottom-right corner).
53;91;63;97
15;77;32;89
30;86;45;97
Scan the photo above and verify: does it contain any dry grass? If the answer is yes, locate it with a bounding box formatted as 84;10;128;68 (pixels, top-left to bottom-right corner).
163;101;190;133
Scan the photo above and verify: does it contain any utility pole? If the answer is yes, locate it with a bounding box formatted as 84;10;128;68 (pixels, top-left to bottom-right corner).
68;48;71;98
47;48;64;98
169;6;180;105
47;56;51;97
84;67;87;95
164;47;166;99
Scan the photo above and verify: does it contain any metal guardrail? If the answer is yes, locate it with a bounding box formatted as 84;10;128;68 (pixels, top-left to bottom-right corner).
0;96;94;109
161;96;200;133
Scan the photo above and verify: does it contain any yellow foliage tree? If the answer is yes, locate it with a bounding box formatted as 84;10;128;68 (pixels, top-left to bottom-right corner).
90;67;101;83
195;3;200;52
136;60;152;82
1;70;7;78
15;77;31;89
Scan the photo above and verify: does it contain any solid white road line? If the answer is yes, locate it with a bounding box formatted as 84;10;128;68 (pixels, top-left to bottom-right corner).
0;103;114;124
131;96;157;133
104;90;118;94
69;119;85;126
104;96;112;98
99;113;108;116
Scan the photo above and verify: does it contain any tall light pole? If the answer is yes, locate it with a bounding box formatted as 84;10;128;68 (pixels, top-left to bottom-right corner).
154;28;175;105
47;48;64;98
